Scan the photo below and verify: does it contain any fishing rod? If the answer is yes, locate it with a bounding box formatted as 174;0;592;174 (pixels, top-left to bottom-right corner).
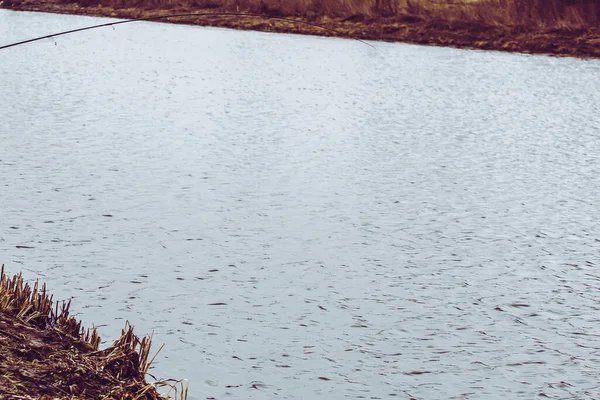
0;11;376;50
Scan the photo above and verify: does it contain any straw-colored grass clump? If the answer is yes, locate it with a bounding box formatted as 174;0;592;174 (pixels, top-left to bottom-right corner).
0;264;187;400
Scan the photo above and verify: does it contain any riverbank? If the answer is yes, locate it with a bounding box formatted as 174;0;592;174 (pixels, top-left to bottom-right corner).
2;0;600;58
0;265;186;399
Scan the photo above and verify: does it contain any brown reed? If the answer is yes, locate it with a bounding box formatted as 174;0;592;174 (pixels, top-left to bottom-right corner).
52;0;600;28
0;264;188;400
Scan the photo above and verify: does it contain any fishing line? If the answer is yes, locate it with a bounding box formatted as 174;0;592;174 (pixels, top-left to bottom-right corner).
0;12;376;50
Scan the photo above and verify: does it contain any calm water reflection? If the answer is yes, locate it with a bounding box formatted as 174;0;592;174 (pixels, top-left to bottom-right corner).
2;9;600;399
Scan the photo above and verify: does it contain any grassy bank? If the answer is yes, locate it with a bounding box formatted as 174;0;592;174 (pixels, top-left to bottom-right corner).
0;265;187;400
2;0;600;57
8;0;600;28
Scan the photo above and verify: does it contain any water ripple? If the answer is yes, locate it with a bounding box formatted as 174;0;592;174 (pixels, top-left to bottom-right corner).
2;9;600;400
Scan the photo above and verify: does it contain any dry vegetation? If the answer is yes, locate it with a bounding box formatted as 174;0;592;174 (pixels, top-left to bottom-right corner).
43;0;600;29
0;265;187;400
2;0;600;56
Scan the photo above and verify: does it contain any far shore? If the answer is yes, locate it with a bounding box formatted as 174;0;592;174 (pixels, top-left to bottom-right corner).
2;0;600;58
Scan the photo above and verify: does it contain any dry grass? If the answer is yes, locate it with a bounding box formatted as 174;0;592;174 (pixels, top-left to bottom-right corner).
54;0;600;28
0;265;188;400
2;0;599;56
412;0;600;28
0;264;101;347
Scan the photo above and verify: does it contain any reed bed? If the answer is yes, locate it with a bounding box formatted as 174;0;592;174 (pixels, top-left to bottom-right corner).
2;0;599;59
406;0;600;28
8;0;590;57
0;265;187;400
51;0;600;29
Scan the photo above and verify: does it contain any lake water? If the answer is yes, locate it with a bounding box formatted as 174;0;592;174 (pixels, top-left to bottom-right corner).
2;9;600;399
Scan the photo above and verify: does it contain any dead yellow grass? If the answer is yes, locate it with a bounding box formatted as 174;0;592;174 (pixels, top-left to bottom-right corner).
52;0;599;28
419;0;600;28
2;0;599;57
0;265;188;400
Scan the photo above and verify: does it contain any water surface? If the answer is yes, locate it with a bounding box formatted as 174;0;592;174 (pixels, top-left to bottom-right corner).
1;9;600;399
